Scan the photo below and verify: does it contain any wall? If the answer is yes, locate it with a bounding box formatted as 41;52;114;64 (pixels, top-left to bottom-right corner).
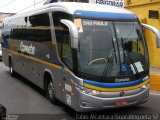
0;13;15;26
125;0;160;6
0;13;14;41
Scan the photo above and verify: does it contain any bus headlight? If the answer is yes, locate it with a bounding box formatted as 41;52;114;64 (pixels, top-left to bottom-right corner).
75;84;100;95
141;85;147;89
141;83;149;89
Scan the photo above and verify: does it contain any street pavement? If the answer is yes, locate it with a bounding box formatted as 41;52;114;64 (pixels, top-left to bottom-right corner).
0;62;160;120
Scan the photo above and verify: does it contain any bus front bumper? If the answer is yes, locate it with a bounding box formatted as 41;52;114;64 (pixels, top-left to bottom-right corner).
75;85;149;112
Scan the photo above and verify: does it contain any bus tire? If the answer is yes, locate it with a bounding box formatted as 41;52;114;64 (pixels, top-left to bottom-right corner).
45;75;58;104
9;59;16;77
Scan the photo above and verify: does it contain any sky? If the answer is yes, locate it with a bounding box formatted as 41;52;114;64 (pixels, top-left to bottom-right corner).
0;0;46;13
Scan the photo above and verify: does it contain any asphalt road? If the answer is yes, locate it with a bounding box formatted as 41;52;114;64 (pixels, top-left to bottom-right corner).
0;62;160;120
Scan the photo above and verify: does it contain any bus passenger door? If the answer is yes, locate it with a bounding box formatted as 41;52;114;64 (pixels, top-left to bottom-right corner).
61;29;74;106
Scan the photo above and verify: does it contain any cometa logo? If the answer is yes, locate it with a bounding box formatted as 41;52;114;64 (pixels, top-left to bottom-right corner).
115;78;130;82
20;42;35;55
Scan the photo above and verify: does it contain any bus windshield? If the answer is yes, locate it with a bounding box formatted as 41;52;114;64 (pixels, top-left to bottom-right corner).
75;19;149;79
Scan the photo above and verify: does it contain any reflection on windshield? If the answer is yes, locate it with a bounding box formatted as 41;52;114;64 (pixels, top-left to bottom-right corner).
115;22;148;75
75;19;149;78
77;19;120;77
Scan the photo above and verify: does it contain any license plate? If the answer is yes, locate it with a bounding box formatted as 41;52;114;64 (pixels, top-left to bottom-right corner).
115;100;128;106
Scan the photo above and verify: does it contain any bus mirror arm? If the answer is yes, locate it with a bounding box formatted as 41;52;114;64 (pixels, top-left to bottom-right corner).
142;24;160;48
61;19;79;49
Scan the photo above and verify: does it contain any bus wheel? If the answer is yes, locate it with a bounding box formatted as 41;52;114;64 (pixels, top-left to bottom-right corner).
9;59;16;77
45;76;57;104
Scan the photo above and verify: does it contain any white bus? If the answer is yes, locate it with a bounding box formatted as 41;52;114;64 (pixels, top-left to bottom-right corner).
1;2;160;111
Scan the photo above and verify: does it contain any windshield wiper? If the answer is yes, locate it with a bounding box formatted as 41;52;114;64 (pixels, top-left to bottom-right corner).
101;50;116;81
101;37;119;81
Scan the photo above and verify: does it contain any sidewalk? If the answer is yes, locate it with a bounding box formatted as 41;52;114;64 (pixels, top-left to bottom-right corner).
150;68;160;92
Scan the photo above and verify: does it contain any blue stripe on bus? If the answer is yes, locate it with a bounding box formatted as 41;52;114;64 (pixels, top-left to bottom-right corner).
84;77;146;88
74;10;137;20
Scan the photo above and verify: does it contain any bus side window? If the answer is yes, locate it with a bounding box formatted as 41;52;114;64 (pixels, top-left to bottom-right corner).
28;13;51;42
53;12;72;55
61;28;73;70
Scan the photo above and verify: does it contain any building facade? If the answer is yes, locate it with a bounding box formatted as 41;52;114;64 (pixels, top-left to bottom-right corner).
0;13;15;40
0;13;14;42
0;13;14;27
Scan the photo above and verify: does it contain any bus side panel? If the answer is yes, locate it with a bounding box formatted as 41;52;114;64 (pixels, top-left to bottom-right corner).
13;53;26;76
38;63;63;101
1;30;10;67
62;70;81;110
7;38;64;101
2;49;9;67
35;42;63;101
10;38;63;101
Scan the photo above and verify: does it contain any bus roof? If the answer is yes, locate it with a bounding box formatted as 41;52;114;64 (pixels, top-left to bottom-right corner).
50;2;137;20
4;2;137;21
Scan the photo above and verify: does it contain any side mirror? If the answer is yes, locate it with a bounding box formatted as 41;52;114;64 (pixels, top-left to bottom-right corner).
142;24;160;48
60;19;79;49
